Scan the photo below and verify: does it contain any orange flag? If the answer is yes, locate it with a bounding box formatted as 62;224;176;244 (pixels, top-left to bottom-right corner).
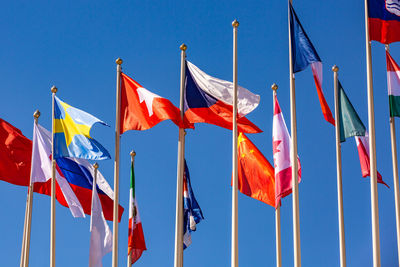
237;132;275;207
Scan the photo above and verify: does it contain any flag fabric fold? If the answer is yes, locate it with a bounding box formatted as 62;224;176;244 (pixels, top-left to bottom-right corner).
128;161;146;265
272;94;301;206
368;0;400;44
183;160;204;249
386;51;400;117
120;72;192;133
236;133;275;207
289;3;335;125
54;96;111;160
184;61;262;133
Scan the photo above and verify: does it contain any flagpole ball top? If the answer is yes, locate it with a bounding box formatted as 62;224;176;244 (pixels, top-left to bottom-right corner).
116;58;123;65
51;86;57;93
130;150;136;157
33;110;41;119
232;19;239;27
180;44;187;51
93;163;99;169
271;83;278;91
332;65;339;72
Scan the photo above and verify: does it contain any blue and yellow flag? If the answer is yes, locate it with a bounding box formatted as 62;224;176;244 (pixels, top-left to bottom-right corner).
54;96;111;160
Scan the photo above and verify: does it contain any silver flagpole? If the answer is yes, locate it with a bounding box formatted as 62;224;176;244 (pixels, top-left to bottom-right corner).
91;163;99;229
288;1;301;266
385;44;400;266
231;19;239;267
173;43;187;267
363;1;381;266
272;83;282;267
112;58;123;267
50;86;57;267
332;65;347;267
20;199;27;267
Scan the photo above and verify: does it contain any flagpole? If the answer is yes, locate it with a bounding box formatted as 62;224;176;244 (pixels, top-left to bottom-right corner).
231;19;239;267
127;150;136;267
50;86;57;267
272;83;282;267
20;200;27;267
363;1;381;266
91;163;99;230
174;43;187;267
112;58;123;267
385;44;400;266
332;65;347;267
288;1;301;266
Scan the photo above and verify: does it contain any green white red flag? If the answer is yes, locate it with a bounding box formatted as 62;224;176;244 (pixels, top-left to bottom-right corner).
386;51;400;117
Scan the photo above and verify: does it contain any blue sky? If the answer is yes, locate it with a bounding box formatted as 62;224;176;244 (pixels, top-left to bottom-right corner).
0;0;399;266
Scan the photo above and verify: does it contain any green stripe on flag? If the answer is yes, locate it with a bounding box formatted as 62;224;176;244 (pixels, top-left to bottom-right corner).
389;95;400;117
130;162;135;199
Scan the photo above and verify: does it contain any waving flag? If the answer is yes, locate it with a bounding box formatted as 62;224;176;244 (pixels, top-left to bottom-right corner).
120;73;192;132
128;162;146;265
236;133;275;207
183;160;204;249
386;51;400;117
54;96;110;160
289;3;335;125
184;61;262;133
368;0;400;44
273;94;301;206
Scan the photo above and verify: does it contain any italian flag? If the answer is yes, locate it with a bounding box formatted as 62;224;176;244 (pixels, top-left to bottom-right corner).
386;51;400;117
128;162;146;265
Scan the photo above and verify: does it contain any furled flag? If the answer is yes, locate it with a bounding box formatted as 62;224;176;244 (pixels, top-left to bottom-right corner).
338;81;366;142
89;175;112;267
183;160;204;249
272;94;301;207
120;72;192;133
368;0;400;44
54;96;111;160
0;118;32;186
289;3;335;125
128;161;146;264
386;51;400;117
236;133;275;207
184;61;262;133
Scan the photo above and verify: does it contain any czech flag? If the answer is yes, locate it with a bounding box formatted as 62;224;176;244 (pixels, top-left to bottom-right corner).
368;0;400;44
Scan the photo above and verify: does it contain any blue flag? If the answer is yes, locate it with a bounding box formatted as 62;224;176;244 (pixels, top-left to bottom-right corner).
54;96;111;160
183;160;204;249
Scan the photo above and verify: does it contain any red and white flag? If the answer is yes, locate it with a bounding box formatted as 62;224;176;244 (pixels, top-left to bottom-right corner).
272;94;301;207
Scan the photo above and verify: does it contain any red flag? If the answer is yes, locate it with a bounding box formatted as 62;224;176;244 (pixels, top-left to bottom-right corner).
120;73;192;133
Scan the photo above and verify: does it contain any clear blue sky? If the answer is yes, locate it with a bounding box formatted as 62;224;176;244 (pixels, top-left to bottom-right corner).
0;0;398;266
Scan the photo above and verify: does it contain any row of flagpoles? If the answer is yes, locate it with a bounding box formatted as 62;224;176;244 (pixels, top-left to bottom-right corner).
8;0;400;266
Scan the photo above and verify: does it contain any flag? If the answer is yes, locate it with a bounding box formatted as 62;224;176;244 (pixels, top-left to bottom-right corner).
183;160;204;249
89;179;112;267
184;61;262;133
54;96;111;160
237;133;275;207
368;0;400;44
0;118;32;186
120;72;192;133
128;162;146;265
272;94;301;206
355;133;389;187
338;81;366;142
386;51;400;117
289;3;335;125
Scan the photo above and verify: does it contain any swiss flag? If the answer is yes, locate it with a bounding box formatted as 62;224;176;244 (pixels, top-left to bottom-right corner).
120;73;193;133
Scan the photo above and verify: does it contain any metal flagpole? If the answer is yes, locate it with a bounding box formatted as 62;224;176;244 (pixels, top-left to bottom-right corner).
112;58;123;267
363;1;381;266
127;150;136;267
231;19;239;267
20;202;27;267
385;44;400;266
287;1;301;266
332;65;347;267
50;86;57;267
91;163;99;228
272;83;282;267
174;43;187;267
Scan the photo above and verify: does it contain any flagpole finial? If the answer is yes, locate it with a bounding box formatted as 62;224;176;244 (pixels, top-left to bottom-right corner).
130;150;136;157
51;86;57;94
332;65;339;72
33;110;41;119
93;163;99;169
232;19;239;27
271;83;278;91
116;58;123;65
180;44;187;51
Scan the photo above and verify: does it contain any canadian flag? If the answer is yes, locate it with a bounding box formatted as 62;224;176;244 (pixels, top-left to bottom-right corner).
120;72;192;133
272;94;301;207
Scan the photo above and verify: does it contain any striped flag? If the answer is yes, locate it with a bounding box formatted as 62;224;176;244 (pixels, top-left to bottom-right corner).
128;162;146;265
386;51;400;117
